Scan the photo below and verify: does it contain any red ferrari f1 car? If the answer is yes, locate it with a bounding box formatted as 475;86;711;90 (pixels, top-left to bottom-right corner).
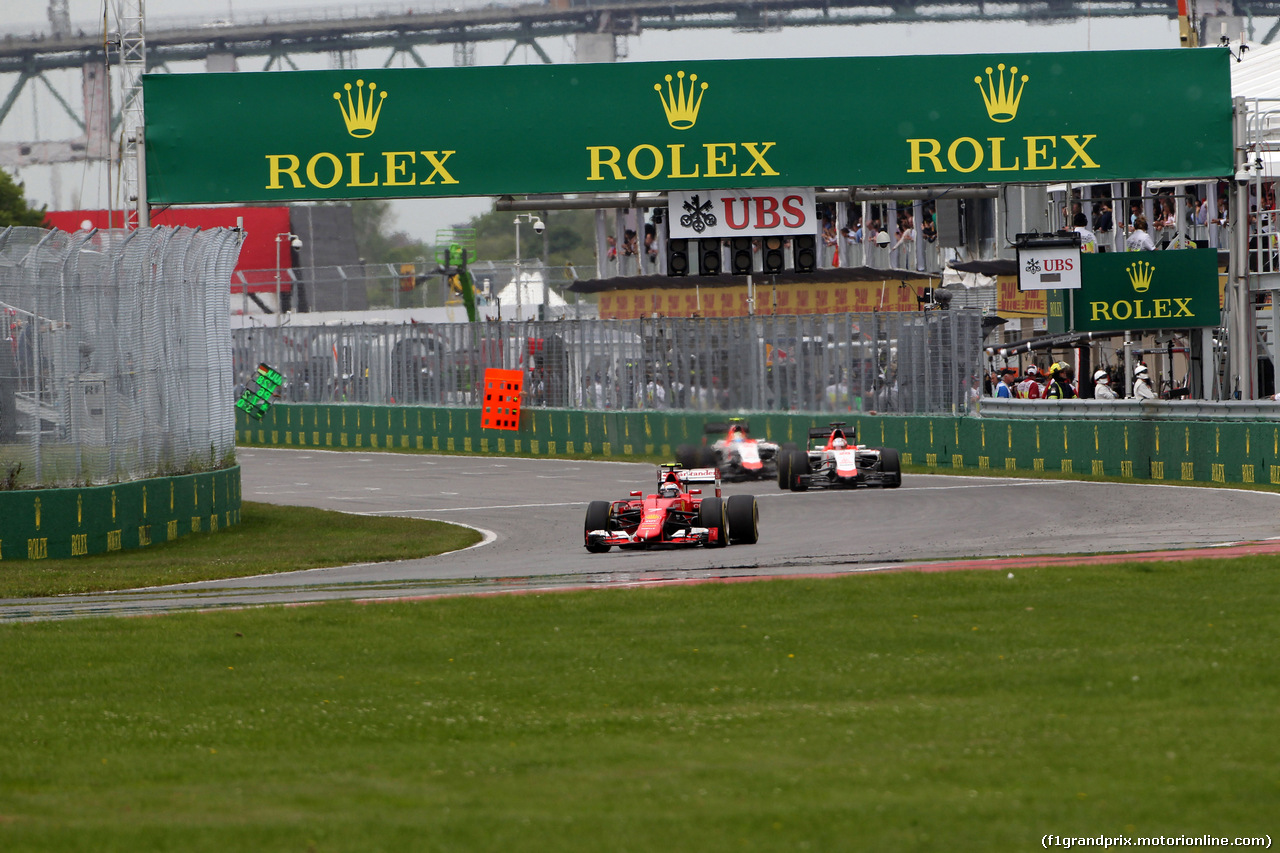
583;464;759;553
778;422;902;491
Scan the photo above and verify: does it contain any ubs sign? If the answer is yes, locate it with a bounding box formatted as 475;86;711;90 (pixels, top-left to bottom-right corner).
668;188;816;238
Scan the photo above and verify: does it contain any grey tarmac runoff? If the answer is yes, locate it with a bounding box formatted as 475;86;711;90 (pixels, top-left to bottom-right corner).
2;447;1278;621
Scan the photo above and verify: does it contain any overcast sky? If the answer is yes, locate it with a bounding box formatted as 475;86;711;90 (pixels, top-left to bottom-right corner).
0;1;1208;242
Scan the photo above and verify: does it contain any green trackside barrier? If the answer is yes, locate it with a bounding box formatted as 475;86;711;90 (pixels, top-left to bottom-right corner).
0;467;242;562
237;405;1280;489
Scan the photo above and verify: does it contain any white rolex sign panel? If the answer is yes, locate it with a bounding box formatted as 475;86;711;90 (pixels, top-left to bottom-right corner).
1017;246;1082;291
668;188;816;239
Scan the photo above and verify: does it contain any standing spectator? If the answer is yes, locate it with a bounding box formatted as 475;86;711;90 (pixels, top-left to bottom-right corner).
1194;197;1210;227
825;369;850;409
894;214;916;251
995;368;1018;398
1131;364;1157;400
1127;216;1156;252
1073;212;1097;253
822;218;838;266
1094;202;1114;252
1045;361;1077;399
966;375;982;411
1093;368;1118;400
1063;200;1083;230
1153;198;1178;247
822;218;837;248
1016;365;1043;399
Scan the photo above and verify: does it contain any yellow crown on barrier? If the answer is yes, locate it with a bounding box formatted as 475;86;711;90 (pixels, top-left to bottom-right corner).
334;79;387;138
1126;260;1155;293
974;63;1028;123
654;71;708;130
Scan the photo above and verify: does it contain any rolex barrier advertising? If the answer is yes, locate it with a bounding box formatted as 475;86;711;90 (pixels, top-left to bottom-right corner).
0;468;242;562
1072;249;1222;332
237;405;1280;489
144;49;1231;205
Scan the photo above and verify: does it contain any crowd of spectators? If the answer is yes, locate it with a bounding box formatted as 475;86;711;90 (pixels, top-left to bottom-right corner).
981;361;1165;401
1066;184;1235;253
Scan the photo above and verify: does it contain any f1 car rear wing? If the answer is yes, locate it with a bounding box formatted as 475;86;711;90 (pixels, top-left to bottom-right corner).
658;464;722;497
808;421;856;442
704;419;749;435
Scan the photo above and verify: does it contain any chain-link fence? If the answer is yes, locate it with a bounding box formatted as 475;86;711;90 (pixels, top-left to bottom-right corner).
232;310;983;415
232;258;591;315
0;225;242;488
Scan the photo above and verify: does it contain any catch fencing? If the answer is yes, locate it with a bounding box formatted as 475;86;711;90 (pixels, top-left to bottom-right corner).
232;257;591;315
0;225;242;488
232;309;983;415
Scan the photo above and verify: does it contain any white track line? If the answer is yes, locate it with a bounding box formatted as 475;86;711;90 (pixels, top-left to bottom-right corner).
349;500;587;514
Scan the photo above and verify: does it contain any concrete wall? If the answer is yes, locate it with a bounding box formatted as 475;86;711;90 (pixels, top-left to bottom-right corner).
0;467;242;562
238;405;1280;489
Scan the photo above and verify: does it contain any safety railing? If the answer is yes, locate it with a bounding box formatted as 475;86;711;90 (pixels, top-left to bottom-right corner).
979;398;1280;420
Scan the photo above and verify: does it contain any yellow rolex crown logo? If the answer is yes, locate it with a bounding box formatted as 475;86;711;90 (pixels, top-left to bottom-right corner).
334;79;387;138
974;63;1028;123
654;71;708;131
1126;260;1155;293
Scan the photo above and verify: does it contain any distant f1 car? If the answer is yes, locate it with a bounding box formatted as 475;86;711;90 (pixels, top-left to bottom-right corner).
583;464;759;553
676;420;788;482
778;422;902;491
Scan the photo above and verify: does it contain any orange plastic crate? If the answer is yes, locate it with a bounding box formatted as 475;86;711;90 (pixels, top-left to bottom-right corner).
481;368;523;430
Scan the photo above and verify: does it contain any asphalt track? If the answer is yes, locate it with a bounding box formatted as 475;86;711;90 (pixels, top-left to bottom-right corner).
2;447;1278;621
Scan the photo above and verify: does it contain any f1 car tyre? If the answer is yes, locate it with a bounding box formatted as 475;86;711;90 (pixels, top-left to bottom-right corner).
780;442;798;451
777;449;793;490
879;447;902;488
697;446;719;468
788;450;810;492
726;494;759;545
584;500;612;553
699;497;728;548
676;444;699;470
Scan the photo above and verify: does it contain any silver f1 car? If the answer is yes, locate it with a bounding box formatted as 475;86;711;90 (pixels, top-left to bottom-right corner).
778;422;902;491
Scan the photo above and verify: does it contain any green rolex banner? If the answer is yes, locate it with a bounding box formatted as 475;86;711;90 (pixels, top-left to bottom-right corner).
142;48;1232;205
1070;249;1222;333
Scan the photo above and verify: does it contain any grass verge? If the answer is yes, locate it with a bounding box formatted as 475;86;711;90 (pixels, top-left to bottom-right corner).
0;558;1276;851
0;501;480;599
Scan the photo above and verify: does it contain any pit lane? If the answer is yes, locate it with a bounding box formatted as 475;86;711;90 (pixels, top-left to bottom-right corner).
3;447;1278;621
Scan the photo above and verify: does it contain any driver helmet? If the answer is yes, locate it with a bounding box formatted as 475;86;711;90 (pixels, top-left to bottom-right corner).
832;436;848;449
1093;369;1110;383
659;483;680;498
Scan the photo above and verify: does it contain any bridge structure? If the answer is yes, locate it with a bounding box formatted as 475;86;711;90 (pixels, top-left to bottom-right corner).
0;0;1255;168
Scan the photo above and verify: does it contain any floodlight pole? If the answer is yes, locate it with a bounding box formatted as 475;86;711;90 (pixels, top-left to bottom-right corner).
275;232;301;327
512;212;543;320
